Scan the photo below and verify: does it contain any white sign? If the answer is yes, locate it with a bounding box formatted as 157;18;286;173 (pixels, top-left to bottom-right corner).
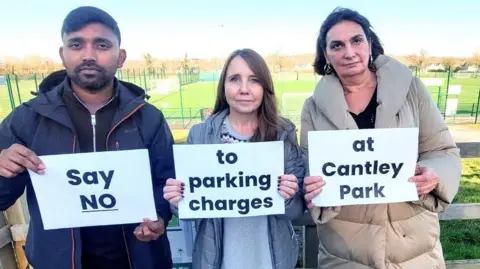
174;141;285;219
448;85;462;95
421;78;444;87
28;149;158;230
308;128;419;207
446;98;459;116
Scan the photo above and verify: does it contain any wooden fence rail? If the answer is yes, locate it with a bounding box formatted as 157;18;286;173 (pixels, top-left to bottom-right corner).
0;142;478;269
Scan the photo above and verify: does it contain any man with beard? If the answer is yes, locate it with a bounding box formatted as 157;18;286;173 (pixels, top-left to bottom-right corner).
0;6;174;269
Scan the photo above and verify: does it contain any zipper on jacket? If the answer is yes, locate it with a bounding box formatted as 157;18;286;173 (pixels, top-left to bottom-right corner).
91;114;97;152
72;92;115;152
121;226;133;269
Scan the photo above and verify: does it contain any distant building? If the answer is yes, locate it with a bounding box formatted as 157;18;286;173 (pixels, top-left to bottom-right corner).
425;63;446;72
467;66;478;72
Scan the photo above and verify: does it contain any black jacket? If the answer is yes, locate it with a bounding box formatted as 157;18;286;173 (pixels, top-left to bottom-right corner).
0;70;175;269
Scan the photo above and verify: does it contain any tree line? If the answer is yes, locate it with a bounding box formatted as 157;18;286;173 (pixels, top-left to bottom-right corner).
1;49;479;76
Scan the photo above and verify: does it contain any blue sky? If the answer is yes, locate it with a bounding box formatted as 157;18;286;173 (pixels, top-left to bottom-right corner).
0;0;479;61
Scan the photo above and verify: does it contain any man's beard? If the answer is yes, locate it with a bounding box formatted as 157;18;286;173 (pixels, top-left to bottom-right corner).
67;62;116;92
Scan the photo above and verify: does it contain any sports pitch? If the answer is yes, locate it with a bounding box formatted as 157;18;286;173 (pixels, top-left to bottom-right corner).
146;76;480;121
1;74;479;124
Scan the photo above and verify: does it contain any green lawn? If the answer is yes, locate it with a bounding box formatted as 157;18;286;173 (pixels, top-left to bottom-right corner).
146;77;480;120
1;74;479;122
440;158;480;261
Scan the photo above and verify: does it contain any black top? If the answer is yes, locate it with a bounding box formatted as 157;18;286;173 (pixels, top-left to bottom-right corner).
62;80;130;269
349;89;378;129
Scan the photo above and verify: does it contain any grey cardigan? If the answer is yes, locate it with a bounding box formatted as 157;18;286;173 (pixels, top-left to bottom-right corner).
173;109;306;269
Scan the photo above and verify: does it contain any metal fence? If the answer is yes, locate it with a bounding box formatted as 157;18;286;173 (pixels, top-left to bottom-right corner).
1;67;479;128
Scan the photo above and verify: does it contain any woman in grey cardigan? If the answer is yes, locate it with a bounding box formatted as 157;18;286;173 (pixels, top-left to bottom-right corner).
163;48;306;269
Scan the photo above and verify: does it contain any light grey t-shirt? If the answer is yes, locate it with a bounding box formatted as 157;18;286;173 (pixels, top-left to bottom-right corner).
220;117;273;269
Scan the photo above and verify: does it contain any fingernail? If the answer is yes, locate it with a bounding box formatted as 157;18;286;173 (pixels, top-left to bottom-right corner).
277;183;280;187
38;164;45;169
181;183;185;187
278;176;281;179
181;186;184;190
181;195;184;198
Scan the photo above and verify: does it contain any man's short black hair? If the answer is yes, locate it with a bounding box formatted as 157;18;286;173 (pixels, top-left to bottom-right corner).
61;6;121;45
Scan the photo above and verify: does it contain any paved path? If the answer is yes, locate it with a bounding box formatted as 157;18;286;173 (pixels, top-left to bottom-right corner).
448;124;480;142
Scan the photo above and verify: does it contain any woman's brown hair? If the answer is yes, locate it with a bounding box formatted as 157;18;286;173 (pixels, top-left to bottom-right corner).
213;48;279;142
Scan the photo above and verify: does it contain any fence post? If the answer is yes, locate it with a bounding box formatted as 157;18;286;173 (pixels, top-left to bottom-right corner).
475;88;480;124
34;74;38;91
14;74;22;104
6;74;15;109
303;225;318;268
143;69;148;90
437;86;442;109
177;73;185;128
443;66;451;119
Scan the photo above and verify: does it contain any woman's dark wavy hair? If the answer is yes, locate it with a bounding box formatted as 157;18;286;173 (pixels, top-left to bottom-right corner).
213;48;279;142
313;7;385;76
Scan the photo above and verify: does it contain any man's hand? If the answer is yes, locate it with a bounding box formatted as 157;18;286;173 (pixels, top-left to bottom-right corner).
408;165;439;196
0;144;45;178
134;217;165;242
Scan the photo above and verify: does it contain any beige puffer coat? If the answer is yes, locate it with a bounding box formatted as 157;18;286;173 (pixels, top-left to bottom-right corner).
300;55;462;269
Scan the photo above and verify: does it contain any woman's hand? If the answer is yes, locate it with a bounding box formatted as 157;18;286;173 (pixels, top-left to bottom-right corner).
303;176;325;208
408;165;439;196
163;178;184;208
278;174;298;199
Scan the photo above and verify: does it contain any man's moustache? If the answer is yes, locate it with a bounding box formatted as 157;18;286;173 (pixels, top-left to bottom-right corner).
75;64;105;72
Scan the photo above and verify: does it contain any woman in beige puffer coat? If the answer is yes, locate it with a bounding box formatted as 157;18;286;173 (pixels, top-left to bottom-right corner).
300;7;462;269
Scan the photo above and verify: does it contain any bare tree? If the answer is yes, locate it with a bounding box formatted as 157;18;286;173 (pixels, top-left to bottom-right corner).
471;50;480;68
144;53;154;73
406;49;429;70
441;57;455;70
182;53;189;70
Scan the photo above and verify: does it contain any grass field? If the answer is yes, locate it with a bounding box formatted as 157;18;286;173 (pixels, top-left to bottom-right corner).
440;158;480;260
1;73;479;122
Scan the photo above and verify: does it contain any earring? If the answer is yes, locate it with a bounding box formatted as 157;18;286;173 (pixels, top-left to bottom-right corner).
368;55;375;70
324;63;333;75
